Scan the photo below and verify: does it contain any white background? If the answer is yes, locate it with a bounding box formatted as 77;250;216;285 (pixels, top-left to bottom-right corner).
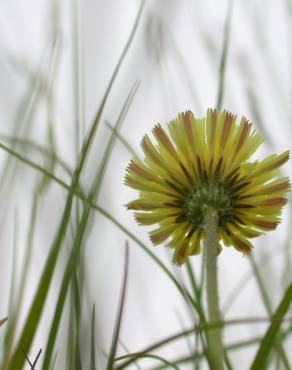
0;0;291;369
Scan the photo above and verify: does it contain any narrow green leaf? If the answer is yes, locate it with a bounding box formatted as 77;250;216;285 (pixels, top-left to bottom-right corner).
7;2;145;366
106;242;129;370
250;282;292;370
0;135;201;325
90;304;96;370
216;0;233;110
0;134;73;177
104;120;140;161
249;255;291;369
2;197;38;368
115;352;180;370
42;81;140;369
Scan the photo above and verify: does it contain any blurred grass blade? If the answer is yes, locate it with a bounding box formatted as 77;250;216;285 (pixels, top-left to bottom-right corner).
0;137;201;321
42;81;140;369
106;241;130;370
104;120;141;160
2;197;38;368
216;0;233;110
118;341;142;370
115;353;180;370
0;134;73;177
5;2;145;365
249;255;290;369
250;282;292;370
73;274;82;370
90;304;96;370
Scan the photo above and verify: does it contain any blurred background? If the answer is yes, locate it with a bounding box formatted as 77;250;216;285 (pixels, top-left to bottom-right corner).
0;0;291;369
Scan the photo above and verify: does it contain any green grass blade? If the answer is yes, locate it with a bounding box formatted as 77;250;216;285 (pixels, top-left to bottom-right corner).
104;120;141;160
250;282;292;370
118;341;142;370
42;81;140;369
77;0;145;180
0;138;202;320
90;304;96;370
249;255;291;369
2;196;38;368
2;5;144;362
115;353;180;370
73;275;82;370
216;0;233;110
1;213;18;367
106;242;129;370
0;134;73;178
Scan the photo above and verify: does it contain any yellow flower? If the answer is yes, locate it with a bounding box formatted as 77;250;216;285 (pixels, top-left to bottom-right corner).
125;109;290;265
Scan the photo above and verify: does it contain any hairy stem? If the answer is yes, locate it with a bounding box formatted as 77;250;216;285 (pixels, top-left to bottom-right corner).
204;208;224;370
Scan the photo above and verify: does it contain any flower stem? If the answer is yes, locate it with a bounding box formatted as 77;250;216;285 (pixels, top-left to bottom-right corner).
204;207;224;370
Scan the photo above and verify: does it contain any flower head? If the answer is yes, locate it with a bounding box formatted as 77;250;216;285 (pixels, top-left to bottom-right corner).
125;109;290;265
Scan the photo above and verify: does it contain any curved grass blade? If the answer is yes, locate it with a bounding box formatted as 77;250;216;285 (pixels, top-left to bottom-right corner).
144;327;292;370
216;0;233;110
2;197;39;369
106;242;129;370
104;120;141;161
0;134;73;177
115;353;180;370
249;255;291;369
42;81;140;369
0;139;201;312
90;304;96;370
118;341;142;370
250;282;292;370
0;138;202;320
4;1;145;365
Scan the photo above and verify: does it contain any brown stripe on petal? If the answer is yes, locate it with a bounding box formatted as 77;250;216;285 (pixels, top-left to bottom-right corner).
221;112;233;146
266;152;290;171
186;226;196;238
174;243;189;265
254;180;290;195
164;200;183;207
235;119;251;155
125;200;157;210
228;173;240;187
164;179;184;194
232;235;252;253
234;204;255;209
153;124;176;157
231;181;250;194
255;151;290;176
150;226;174;244
214;157;223;177
197;155;203;177
254;220;278;229
275;151;290;167
208;157;214;174
141;135;161;164
179;161;193;185
182;111;194;145
128;161;156;181
233;215;245;225
225;166;240;182
175;215;186;223
260;197;288;206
